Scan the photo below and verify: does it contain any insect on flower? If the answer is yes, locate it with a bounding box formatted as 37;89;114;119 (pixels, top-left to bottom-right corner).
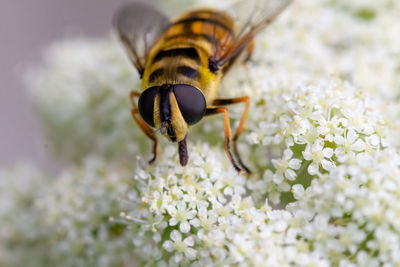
114;0;292;174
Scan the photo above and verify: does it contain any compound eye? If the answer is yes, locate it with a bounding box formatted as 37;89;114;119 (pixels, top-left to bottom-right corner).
173;84;206;125
138;86;159;127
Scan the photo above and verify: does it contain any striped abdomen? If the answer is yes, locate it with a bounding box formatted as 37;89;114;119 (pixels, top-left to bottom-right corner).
142;9;236;102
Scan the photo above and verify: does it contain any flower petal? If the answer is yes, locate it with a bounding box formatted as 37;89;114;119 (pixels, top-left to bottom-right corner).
288;158;302;170
190;218;201;228
285;169;297;181
187;210;197;220
334;135;344;145
292;184;304;199
169;218;178;226
180;221;191;233
321;159;335;171
173;253;183;263
352;139;365;151
171;230;181;242
322;148;333;158
302;146;312;161
184;236;194;246
347;129;358;143
308;162;319;175
283;149;293;160
177;201;186;211
366;134;380;147
163;240;174;252
184;247;197;260
167;205;177;215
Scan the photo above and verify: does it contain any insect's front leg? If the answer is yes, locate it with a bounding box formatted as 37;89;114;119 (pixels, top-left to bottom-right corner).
212;96;251;174
205;107;244;175
130;91;158;164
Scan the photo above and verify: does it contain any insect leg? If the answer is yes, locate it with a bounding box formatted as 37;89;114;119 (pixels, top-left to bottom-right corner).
129;91;141;107
243;40;255;63
212;97;251;174
130;91;158;163
205;107;243;174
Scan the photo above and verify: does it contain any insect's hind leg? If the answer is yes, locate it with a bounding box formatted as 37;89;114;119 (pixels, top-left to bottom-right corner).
243;40;255;63
130;91;158;164
212;96;251;174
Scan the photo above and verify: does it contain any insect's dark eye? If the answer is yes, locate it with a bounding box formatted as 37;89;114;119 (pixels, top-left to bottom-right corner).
138;86;159;127
173;84;206;125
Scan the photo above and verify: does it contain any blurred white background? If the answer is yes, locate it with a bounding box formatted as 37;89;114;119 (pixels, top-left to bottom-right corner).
0;0;146;170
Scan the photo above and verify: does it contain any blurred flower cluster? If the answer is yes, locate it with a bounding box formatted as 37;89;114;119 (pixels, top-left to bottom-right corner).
0;158;137;267
27;39;143;163
2;0;400;266
0;165;50;267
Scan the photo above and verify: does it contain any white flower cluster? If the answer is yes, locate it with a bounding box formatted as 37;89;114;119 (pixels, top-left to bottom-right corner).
124;143;312;266
39;157;136;266
288;147;400;266
1;0;398;266
234;69;400;265
244;78;392;203
123;78;400;265
0;159;136;267
249;0;400;100
0;164;49;267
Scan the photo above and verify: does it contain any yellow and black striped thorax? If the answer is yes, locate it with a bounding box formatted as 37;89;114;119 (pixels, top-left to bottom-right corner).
141;9;236;103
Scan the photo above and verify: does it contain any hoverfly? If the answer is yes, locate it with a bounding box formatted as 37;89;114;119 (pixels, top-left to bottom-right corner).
115;0;292;174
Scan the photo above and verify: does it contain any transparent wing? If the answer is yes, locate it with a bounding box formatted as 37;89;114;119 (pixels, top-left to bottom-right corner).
114;3;170;77
214;0;293;67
